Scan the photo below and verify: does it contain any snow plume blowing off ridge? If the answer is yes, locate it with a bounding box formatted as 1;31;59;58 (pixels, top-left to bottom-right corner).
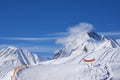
54;22;119;59
56;22;94;45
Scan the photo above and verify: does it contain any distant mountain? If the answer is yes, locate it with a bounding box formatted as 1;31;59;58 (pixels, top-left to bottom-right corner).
0;46;40;79
1;31;120;80
0;46;40;66
54;31;119;59
16;29;120;80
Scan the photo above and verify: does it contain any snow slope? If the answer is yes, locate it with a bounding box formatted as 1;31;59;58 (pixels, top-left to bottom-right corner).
54;31;119;59
45;31;120;64
0;46;40;80
16;31;120;80
16;61;120;80
44;48;120;64
17;63;117;80
1;31;120;80
116;39;120;46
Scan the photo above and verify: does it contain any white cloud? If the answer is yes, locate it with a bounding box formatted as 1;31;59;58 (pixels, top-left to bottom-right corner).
0;44;59;53
45;23;93;37
0;37;58;41
21;46;59;53
0;22;119;53
45;32;68;36
0;22;94;54
56;22;94;45
46;31;120;37
99;32;120;36
68;22;93;34
0;37;60;54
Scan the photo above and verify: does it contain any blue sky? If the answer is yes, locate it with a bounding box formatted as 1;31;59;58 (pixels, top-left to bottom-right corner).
0;0;120;58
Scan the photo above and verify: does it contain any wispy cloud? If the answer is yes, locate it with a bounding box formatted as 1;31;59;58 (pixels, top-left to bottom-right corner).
45;32;68;36
68;22;93;33
56;22;94;45
0;22;120;54
99;32;120;36
53;22;120;45
21;46;59;53
0;44;59;53
46;31;120;37
0;37;61;54
46;22;93;37
0;37;58;41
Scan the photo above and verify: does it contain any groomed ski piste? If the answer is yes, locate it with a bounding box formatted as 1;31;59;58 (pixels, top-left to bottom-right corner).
0;29;120;80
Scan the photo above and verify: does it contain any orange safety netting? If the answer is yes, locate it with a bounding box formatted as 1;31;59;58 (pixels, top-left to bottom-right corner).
83;58;95;62
11;64;28;80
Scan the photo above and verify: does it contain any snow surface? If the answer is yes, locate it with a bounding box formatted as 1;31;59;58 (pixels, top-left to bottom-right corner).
17;62;120;80
53;31;119;59
17;63;112;80
0;31;120;80
116;39;120;46
0;46;40;80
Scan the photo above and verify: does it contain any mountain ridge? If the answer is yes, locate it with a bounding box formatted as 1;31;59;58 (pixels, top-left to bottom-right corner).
0;46;40;80
54;31;119;59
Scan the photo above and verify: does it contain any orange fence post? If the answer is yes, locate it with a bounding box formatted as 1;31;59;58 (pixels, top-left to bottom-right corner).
83;58;95;62
11;64;29;80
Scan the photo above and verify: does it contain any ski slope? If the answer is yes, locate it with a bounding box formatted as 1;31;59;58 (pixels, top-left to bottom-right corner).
17;62;120;80
0;31;120;80
16;31;120;80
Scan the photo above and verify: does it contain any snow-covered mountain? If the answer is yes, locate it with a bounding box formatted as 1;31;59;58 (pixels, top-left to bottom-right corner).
43;31;120;64
1;30;120;80
54;31;119;59
0;46;40;66
0;46;40;80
